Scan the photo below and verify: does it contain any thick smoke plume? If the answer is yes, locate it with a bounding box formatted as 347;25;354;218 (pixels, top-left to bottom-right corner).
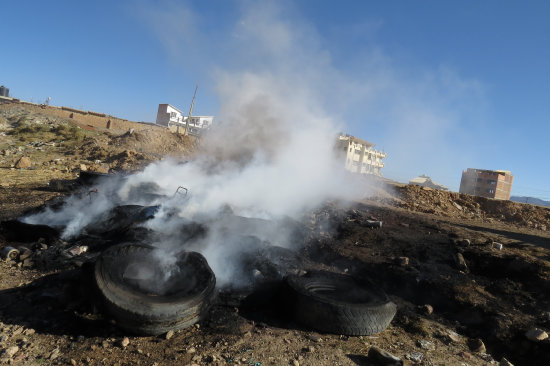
23;3;373;286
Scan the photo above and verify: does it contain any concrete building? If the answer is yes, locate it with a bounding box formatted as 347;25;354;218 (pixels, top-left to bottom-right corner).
0;86;9;97
337;134;387;176
409;175;448;190
459;168;514;200
155;104;213;136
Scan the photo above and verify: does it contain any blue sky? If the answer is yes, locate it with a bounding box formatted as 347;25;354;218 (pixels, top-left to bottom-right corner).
2;1;550;198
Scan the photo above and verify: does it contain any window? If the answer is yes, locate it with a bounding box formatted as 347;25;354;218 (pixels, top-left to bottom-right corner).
488;179;497;185
487;188;495;194
170;112;177;119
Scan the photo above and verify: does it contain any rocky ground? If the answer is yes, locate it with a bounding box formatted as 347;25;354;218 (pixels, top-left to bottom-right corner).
1;102;550;365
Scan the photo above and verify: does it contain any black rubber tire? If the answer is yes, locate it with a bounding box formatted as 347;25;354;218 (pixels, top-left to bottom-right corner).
285;270;396;336
94;243;216;335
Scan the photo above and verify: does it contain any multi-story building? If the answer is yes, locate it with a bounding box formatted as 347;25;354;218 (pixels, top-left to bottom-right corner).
155;104;213;136
459;168;514;200
336;134;387;176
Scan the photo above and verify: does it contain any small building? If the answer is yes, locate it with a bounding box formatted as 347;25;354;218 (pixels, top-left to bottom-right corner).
0;86;9;97
155;104;213;136
459;168;514;200
409;175;448;190
336;134;386;176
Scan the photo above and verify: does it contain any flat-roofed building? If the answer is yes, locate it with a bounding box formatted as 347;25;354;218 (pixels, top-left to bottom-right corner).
155;104;213;136
336;134;387;176
459;168;513;200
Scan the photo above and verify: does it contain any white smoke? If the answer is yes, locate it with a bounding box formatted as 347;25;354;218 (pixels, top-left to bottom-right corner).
23;2;372;287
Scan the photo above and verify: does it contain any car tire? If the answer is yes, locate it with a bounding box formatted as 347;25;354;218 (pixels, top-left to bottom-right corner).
285;270;396;335
94;243;216;335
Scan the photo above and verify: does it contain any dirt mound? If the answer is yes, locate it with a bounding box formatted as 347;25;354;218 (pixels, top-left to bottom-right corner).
392;184;550;232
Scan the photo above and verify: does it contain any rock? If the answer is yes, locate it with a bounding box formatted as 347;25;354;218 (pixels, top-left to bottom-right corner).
447;331;461;343
304;346;315;353
120;337;130;348
49;347;60;360
419;304;433;315
305;334;322;342
187;347;196;354
2;346;19;358
368;346;403;366
18;247;33;261
102;340;110;348
14;157;31;169
417;339;434;350
407;352;423;363
459;239;471;247
292;360;300;366
525;327;548;341
165;330;174;340
455;253;468;272
452;201;463;210
493;242;503;250
500;357;514;366
22;328;35;336
396;257;409;266
71;359;77;366
458;351;472;359
469;338;486;353
79;164;88;172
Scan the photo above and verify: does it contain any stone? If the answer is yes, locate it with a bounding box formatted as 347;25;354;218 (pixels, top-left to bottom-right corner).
49;347;60;360
469;338;486;353
420;304;433;315
306;346;315;353
455;253;468;272
417;339;434;350
407;352;423;363
187;347;196;354
79;164;87;172
397;257;409;266
447;331;461;343
458;351;472;359
120;337;130;348
500;357;514;366
305;334;322;342
368;346;403;366
18;247;32;261
459;239;471;247
71;359;77;366
525;327;548;341
165;330;174;340
22;328;35;336
493;242;503;250
14;156;31;169
2;346;19;358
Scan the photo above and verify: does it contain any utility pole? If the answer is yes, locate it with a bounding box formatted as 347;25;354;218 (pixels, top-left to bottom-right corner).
183;85;198;136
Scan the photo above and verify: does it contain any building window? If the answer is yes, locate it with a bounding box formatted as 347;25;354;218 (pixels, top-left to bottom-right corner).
170;112;177;119
488;179;496;185
487;189;495;194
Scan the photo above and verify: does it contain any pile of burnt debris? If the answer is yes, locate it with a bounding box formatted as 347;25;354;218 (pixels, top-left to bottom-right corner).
0;172;394;339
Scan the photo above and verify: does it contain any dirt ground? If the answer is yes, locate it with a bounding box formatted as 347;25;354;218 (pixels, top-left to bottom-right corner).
1;102;550;366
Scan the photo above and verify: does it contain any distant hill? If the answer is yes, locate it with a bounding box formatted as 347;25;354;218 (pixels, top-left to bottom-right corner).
511;196;550;207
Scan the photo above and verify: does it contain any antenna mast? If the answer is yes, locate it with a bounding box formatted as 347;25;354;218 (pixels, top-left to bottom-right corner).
184;85;198;136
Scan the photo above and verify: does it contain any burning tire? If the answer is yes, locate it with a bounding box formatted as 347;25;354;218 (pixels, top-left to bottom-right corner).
285;270;396;335
94;243;216;335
